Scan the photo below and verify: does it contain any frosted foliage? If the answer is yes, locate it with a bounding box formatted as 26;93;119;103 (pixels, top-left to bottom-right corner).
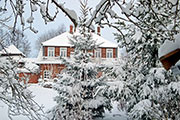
48;2;112;120
86;0;180;119
17;61;39;73
168;0;178;4
130;99;152;119
114;59;179;119
40;4;46;17
168;81;180;95
121;1;133;15
0;58;44;120
49;29;112;119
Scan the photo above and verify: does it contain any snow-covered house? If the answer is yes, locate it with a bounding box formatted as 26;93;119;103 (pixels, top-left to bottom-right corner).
0;45;40;83
18;58;40;83
37;25;118;81
159;34;180;75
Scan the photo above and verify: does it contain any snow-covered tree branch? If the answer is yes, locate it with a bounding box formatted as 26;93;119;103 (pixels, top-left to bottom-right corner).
0;46;46;120
0;10;45;120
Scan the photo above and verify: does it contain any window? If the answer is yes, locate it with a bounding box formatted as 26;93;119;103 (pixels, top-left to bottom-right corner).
60;48;67;57
44;70;50;79
106;49;113;58
48;47;55;57
95;48;101;58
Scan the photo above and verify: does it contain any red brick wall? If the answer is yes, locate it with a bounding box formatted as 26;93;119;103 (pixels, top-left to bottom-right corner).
67;47;71;57
40;64;66;79
55;47;60;57
19;73;39;83
93;50;95;58
44;46;48;56
101;48;106;58
113;48;117;58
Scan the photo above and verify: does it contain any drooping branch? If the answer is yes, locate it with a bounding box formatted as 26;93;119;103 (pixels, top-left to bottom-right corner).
86;0;110;28
52;0;78;29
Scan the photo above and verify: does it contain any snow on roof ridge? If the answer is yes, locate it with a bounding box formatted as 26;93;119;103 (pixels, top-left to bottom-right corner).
0;44;25;56
42;31;118;48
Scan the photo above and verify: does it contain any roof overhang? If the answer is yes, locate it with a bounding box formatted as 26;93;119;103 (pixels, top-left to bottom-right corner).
160;48;180;70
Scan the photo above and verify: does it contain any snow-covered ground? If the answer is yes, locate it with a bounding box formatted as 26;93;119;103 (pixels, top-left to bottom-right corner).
0;84;128;120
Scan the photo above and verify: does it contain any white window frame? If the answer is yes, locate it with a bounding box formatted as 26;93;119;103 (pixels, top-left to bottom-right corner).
48;47;55;57
44;70;50;79
60;48;67;57
95;48;101;58
106;49;113;58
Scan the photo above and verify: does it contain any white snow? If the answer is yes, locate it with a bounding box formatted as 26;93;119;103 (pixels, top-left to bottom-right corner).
121;1;134;16
168;0;177;5
40;3;46;16
130;99;152;119
108;9;118;18
17;62;39;73
37;46;43;60
133;30;142;43
96;102;129;120
0;85;57;120
58;3;78;23
17;58;39;73
42;31;118;48
0;45;25;56
31;4;38;12
0;85;128;120
36;59;63;64
87;0;107;26
159;33;180;58
20;58;38;63
27;16;34;23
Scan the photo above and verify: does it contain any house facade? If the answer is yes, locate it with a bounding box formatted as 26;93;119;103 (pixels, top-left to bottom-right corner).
1;26;119;83
36;26;119;81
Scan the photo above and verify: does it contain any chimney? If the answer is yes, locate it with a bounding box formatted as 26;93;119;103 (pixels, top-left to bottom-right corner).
97;26;101;36
69;25;73;34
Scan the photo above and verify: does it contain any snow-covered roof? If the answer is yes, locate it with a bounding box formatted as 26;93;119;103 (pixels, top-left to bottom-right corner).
19;58;38;63
17;58;39;73
36;59;63;64
0;45;25;56
17;63;39;73
159;33;180;58
42;32;118;48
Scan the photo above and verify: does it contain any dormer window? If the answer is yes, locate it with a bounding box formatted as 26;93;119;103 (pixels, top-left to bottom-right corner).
106;49;113;58
60;48;67;57
95;48;101;58
48;47;55;57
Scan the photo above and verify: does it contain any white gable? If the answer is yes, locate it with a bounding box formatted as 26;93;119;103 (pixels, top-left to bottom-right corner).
0;45;25;56
42;32;118;48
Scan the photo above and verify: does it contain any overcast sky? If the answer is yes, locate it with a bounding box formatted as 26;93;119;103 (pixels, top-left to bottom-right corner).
23;0;117;57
